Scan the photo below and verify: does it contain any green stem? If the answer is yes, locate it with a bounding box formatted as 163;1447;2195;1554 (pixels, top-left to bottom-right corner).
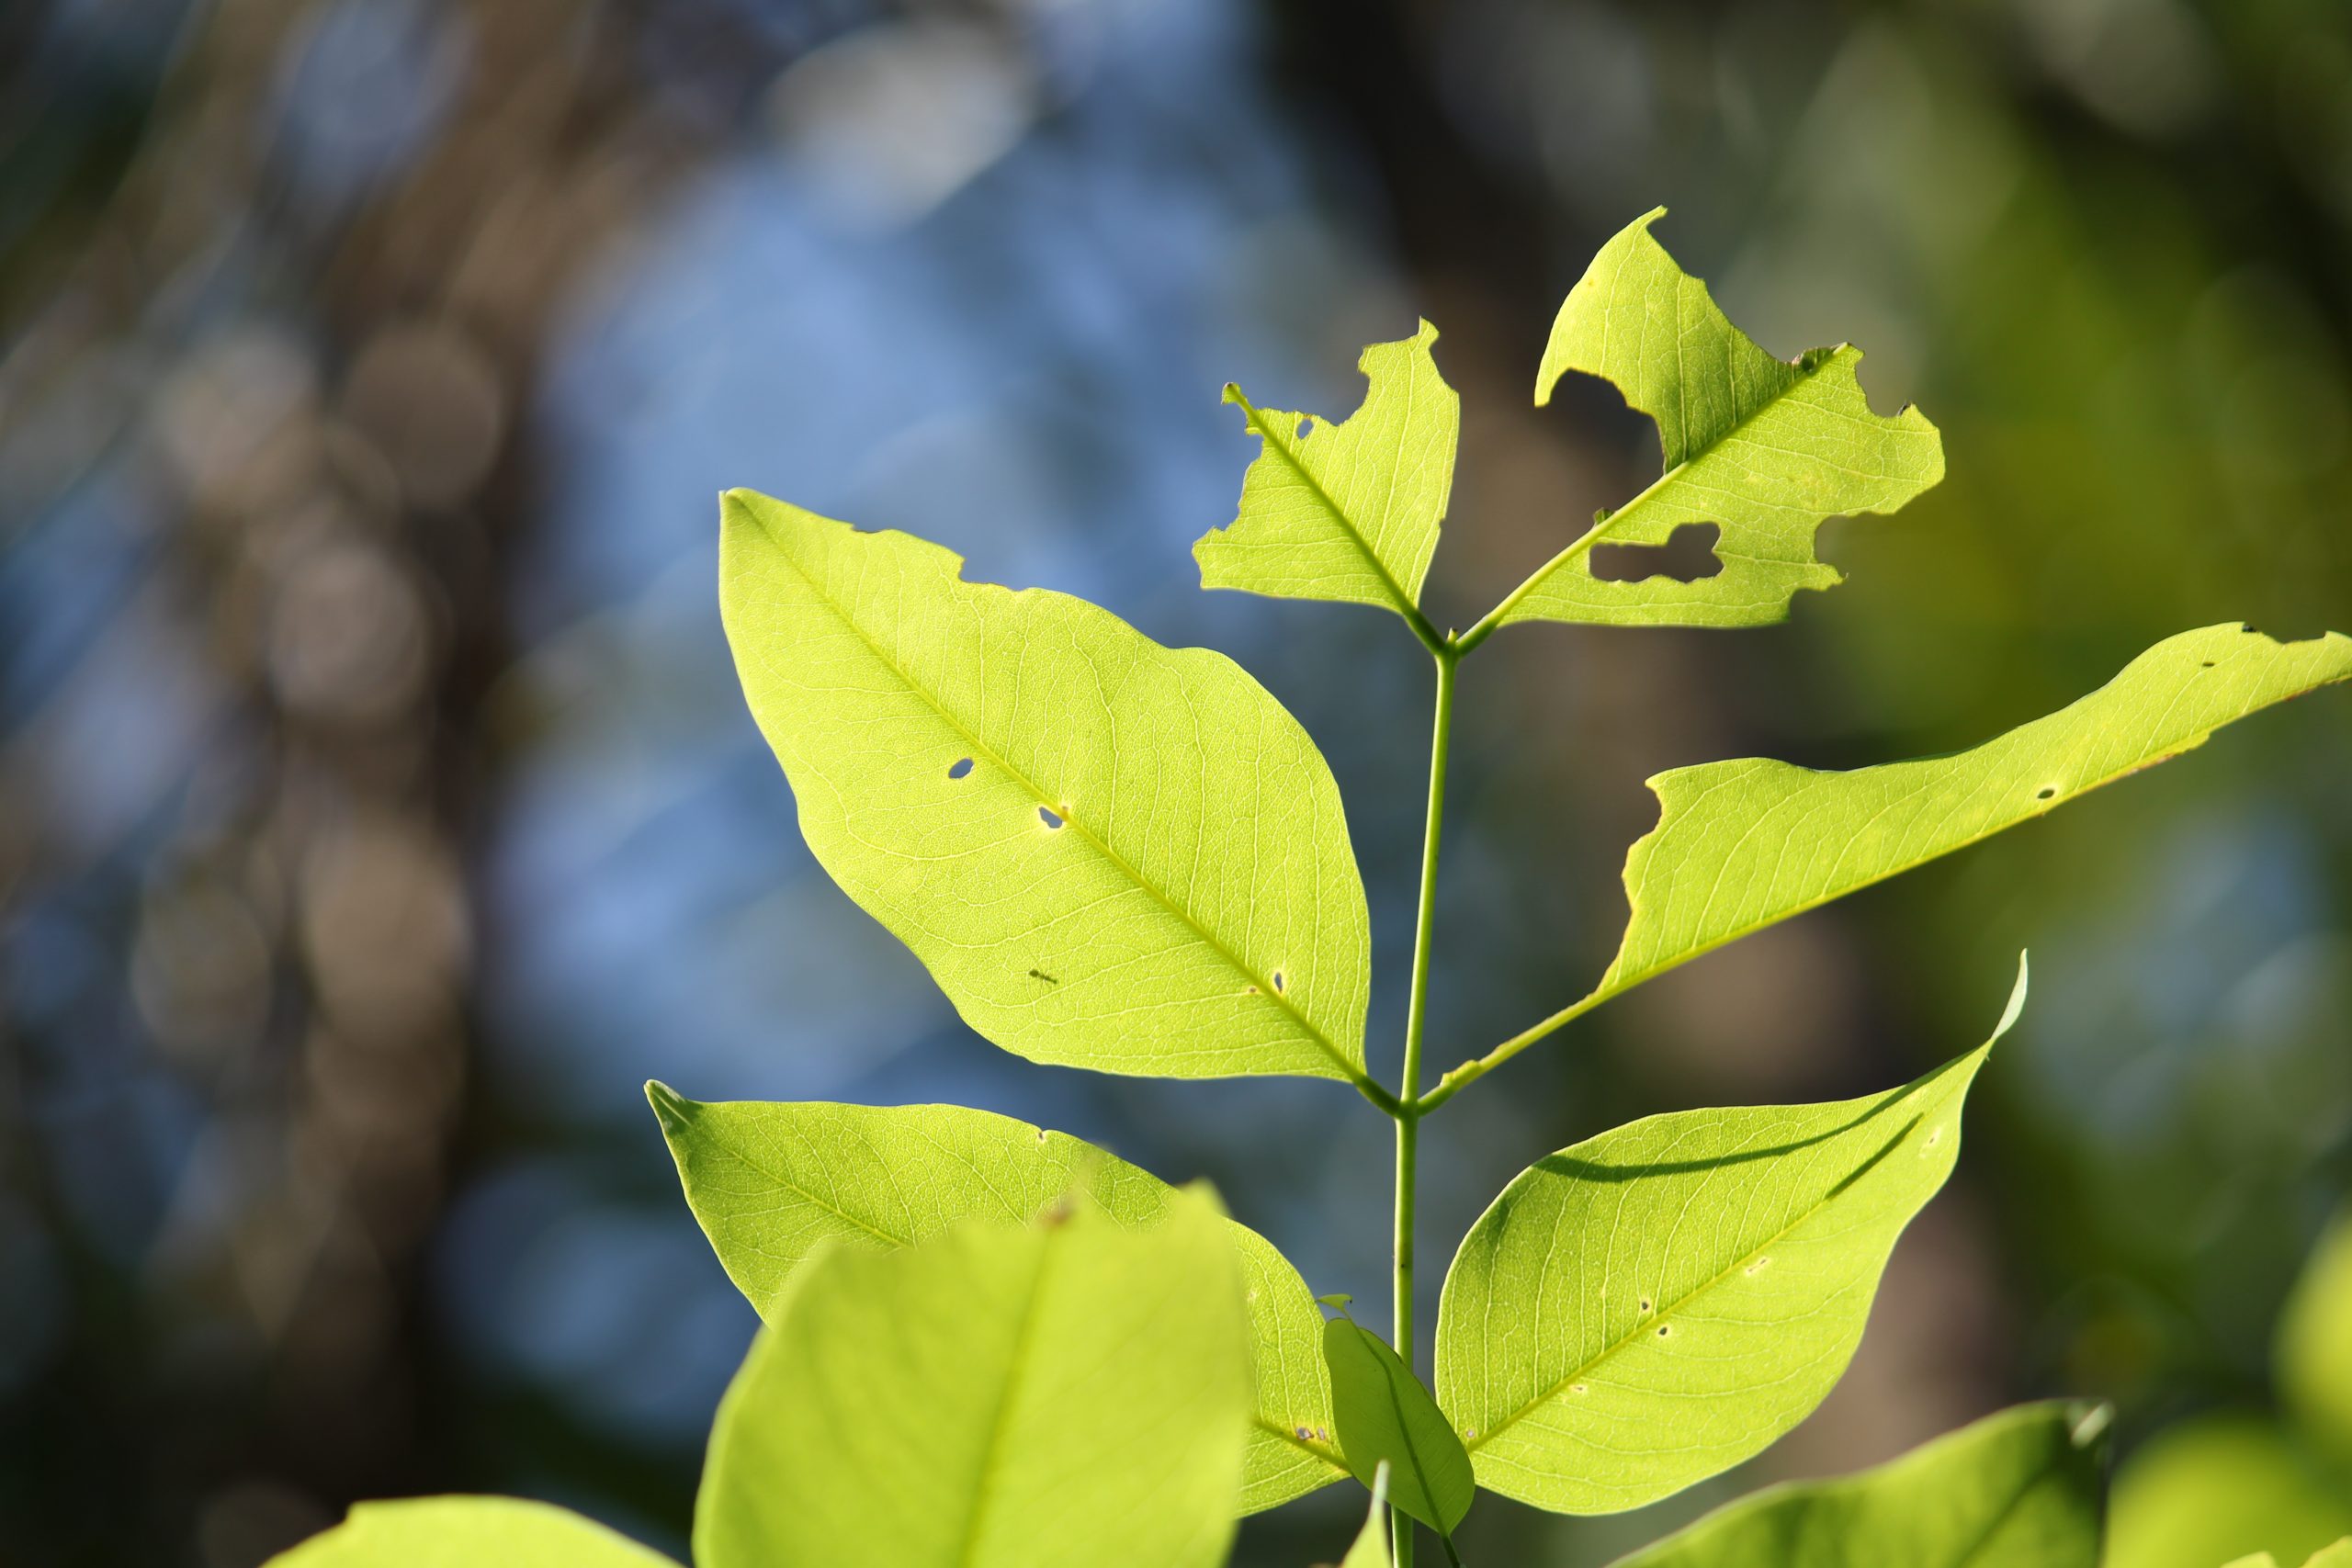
1391;647;1456;1567
1414;987;1607;1115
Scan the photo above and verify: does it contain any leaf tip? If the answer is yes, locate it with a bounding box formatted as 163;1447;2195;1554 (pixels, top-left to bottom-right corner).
644;1079;696;1134
1992;952;2030;1044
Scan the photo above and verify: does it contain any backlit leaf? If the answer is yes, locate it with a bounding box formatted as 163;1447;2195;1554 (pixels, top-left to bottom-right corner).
1592;625;2352;1010
1198;322;1454;630
720;491;1371;1086
1501;207;1942;629
264;1498;678;1568
1434;960;2025;1514
695;1191;1250;1568
2107;1416;2352;1568
649;1086;1345;1512
1602;1402;2110;1567
1337;1462;1393;1568
2279;1206;2352;1471
1323;1317;1475;1536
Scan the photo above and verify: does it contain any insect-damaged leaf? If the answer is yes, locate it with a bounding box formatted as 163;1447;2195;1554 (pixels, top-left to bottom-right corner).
1199;322;1455;631
1590;624;2352;1012
696;1192;1250;1568
649;1087;1345;1512
265;1498;679;1568
1434;961;2025;1515
1603;1402;2110;1568
1323;1317;1475;1536
1501;207;1942;630
720;491;1371;1086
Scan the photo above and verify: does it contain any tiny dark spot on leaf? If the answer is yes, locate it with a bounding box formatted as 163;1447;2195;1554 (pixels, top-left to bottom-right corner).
1657;1325;1671;1337
1028;968;1058;985
1038;806;1064;829
1243;985;1259;996
1035;1127;1048;1143
1569;1383;1589;1395
2200;661;2215;669
947;757;974;779
1295;1425;1313;1440
2035;787;2055;801
1272;970;1286;993
1639;1297;1652;1313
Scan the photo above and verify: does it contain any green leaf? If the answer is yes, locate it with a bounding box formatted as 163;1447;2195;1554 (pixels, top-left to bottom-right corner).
1499;207;1942;630
695;1190;1250;1568
1601;1401;2110;1568
2227;1550;2352;1568
649;1086;1346;1512
720;491;1372;1086
1198;322;1454;634
1591;624;2352;1010
2107;1416;2352;1568
2279;1206;2352;1471
264;1498;678;1568
1337;1462;1393;1568
1434;959;2026;1514
1323;1316;1475;1535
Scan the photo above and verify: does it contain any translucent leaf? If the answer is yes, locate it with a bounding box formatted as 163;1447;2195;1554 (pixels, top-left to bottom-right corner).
649;1086;1344;1512
695;1191;1250;1568
1601;1402;2110;1567
1434;962;2025;1514
2108;1416;2352;1568
264;1498;678;1568
2278;1206;2352;1472
1337;1463;1392;1568
1595;625;2352;1009
1198;322;1454;631
1322;1317;1475;1535
720;491;1371;1085
2226;1549;2352;1568
1503;207;1942;629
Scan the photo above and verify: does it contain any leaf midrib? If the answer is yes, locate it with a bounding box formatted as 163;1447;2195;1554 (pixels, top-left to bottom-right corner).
1498;350;1838;626
743;506;1363;1085
1230;394;1430;627
1463;1106;1928;1455
955;1226;1060;1567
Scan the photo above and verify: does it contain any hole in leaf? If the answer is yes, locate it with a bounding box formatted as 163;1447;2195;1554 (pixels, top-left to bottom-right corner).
1038;806;1064;829
1590;523;1724;584
1272;970;1287;993
1638;1297;1652;1313
947;757;974;779
1657;1325;1671;1337
1295;1425;1313;1440
2035;787;2056;801
1295;416;1313;440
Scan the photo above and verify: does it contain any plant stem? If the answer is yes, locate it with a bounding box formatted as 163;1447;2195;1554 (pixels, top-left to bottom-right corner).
1392;646;1456;1566
1414;987;1607;1114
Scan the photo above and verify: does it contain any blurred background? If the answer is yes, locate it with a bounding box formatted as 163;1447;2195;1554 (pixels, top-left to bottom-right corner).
3;0;2349;1563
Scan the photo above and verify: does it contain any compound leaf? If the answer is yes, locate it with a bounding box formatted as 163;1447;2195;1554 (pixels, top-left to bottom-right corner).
1434;961;2025;1514
1499;207;1942;630
1591;624;2352;1011
720;491;1371;1086
1602;1401;2110;1568
1323;1317;1475;1536
264;1498;678;1568
650;1086;1344;1512
1199;322;1454;631
696;1191;1250;1568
